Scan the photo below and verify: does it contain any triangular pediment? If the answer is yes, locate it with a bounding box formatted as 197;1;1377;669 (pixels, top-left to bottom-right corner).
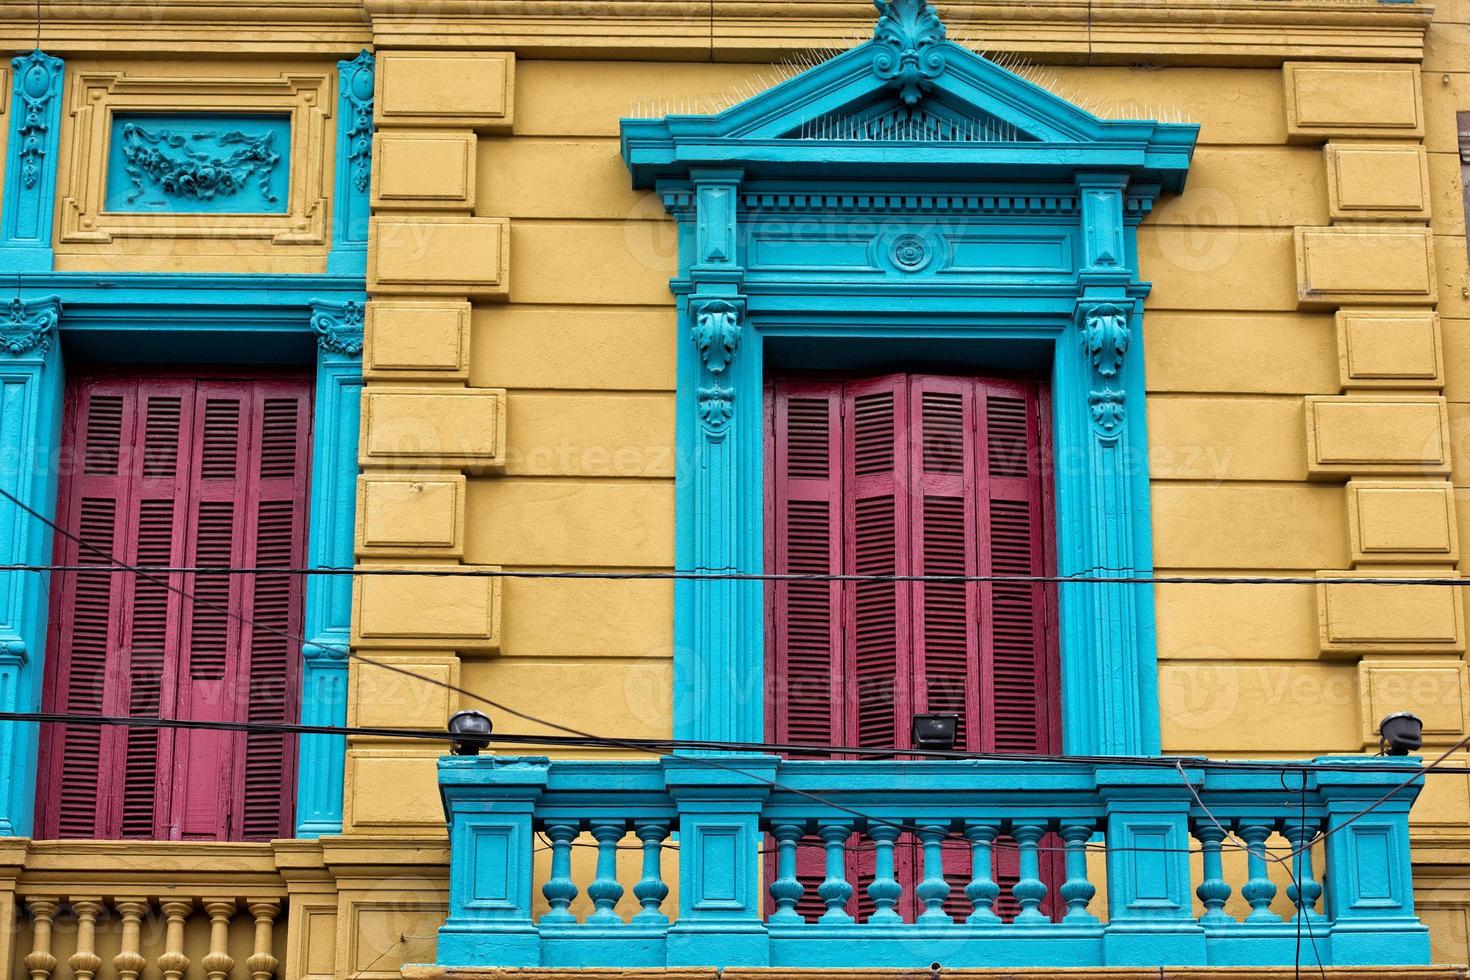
621;0;1198;191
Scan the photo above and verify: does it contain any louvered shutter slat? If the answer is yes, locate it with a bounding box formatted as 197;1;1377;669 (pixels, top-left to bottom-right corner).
844;376;910;753
769;384;844;753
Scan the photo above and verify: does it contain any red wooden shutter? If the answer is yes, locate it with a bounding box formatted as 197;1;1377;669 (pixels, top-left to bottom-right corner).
842;375;911;753
236;386;310;840
768;382;844;753
975;380;1058;755
41;375;307;842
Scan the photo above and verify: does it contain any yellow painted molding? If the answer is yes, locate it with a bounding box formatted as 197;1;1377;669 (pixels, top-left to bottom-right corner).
361;1;1432;65
0;2;370;55
1325;142;1431;221
341;746;450;834
358;385;507;471
365;299;473;381
1295;226;1437;308
368;216;510;298
1305;394;1451;477
56;67;331;248
15;840;286;897
1359;657;1470;748
1347;480;1459;563
357;472;467;557
1284;62;1424;143
347;652;461;734
372;129;477;210
375;50;514;131
1336;308;1444;390
351;563;501;650
1317;569;1466;657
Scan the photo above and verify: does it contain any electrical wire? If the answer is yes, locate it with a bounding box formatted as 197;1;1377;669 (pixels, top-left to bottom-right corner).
0;484;1444;870
6;561;1470;587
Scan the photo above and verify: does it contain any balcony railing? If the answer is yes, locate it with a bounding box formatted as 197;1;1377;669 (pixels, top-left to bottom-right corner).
434;755;1430;970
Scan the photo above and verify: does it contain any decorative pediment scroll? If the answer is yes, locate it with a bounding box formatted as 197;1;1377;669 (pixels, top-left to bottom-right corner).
871;0;947;106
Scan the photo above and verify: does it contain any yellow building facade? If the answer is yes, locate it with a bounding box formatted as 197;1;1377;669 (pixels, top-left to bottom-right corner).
3;0;1470;977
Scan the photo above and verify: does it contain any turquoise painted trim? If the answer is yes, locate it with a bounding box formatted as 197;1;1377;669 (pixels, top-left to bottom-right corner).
0;296;62;836
104;113;290;214
0;51;64;272
0;274;363;839
624;2;1195;757
328;51;373;276
296;297;364;838
435;753;1430;969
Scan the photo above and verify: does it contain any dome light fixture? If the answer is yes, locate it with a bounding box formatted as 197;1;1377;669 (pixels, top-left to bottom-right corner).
1378;712;1424;757
448;709;494;756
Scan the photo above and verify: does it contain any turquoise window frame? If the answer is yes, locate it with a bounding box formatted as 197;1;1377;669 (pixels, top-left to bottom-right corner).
621;7;1198;758
0;50;373;838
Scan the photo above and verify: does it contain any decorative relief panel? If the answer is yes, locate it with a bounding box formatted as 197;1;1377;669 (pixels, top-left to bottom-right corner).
1284;63;1423;142
351;563;501;651
375;51;514;131
364;299;471;380
357;472;467;557
1347;480;1459;563
1324;143;1430;221
1318;570;1465;657
59;69;331;246
1336;309;1443;390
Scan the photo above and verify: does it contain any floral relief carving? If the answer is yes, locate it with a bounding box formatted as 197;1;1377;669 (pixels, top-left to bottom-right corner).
871;0;947;106
691;298;742;374
1082;303;1131;379
12;50;61;190
340;50;375;193
0;296;60;356
310;298;364;356
697;385;736;438
1088;388;1126;437
120;124;281;204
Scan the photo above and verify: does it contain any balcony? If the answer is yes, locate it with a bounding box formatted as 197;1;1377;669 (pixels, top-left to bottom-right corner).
426;755;1431;972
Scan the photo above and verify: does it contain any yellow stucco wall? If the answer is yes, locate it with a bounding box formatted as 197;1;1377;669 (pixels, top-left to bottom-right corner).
12;0;1470;974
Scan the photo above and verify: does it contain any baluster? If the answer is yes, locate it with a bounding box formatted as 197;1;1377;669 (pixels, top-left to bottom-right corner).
768;821;806;924
1238;819;1280;923
816;819;854;924
157;899;194;980
915;821;953;925
1193;819;1232;927
1284;818;1325;924
541;821;580;925
1010;821;1049;925
1059;821;1098;924
632;819;670;926
245;900;281;980
113;899;150;980
963;820;1001;924
866;820;904;924
202;899;236;980
586;820;626;924
68;897;104;980
22;898;58;980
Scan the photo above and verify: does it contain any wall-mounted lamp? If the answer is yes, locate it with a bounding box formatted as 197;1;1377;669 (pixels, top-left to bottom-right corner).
1378;712;1423;757
448;709;494;756
911;713;959;752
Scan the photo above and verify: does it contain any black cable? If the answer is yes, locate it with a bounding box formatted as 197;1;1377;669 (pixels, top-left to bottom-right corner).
6;561;1470;587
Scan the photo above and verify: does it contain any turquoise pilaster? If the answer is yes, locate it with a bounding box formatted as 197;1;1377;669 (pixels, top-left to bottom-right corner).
329;51;373;275
0;296;61;836
0;51;63;271
295;297;364;837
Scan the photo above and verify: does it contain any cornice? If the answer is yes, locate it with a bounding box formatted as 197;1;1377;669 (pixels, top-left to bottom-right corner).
363;0;1432;65
0;0;369;55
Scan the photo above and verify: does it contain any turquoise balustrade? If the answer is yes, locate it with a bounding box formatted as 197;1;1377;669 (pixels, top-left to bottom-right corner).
433;756;1430;970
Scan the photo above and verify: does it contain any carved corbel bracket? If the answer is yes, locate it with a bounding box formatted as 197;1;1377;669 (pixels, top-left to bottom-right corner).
309;297;365;357
690;296;744;440
1077;299;1134;441
0;295;60;357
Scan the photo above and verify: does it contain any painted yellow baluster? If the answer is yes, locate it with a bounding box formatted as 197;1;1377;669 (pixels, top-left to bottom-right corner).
22;898;58;980
67;897;104;980
245;900;281;980
201;899;237;980
112;899;150;980
157;899;193;980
